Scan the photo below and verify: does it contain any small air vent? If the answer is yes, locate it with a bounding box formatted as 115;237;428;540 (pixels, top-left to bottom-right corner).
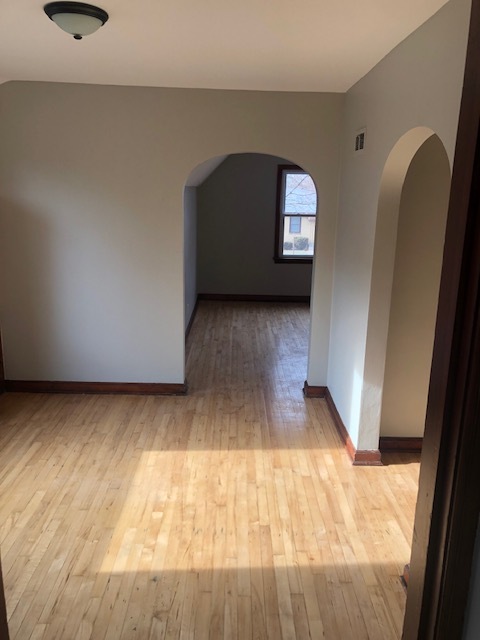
355;128;366;153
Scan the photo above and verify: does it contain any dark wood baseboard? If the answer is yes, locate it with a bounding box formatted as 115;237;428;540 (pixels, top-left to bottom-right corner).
4;380;188;396
303;381;327;398
198;293;310;304
379;436;423;453
324;388;382;466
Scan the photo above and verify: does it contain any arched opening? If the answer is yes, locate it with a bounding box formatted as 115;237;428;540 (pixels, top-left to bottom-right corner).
359;127;451;451
380;135;450;439
183;152;319;388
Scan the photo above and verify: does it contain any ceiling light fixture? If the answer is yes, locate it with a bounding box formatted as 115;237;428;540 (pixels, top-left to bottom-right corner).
44;2;109;40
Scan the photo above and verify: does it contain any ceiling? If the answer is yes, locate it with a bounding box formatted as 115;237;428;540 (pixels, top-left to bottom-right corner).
0;0;448;92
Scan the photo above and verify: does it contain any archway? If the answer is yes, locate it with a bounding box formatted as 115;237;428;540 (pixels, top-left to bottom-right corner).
183;152;319;386
358;128;451;451
380;135;450;440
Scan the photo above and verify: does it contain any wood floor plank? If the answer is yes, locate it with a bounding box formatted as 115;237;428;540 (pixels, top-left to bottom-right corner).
0;301;420;639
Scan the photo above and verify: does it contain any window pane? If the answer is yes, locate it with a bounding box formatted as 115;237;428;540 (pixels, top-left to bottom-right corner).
276;168;316;261
282;216;315;257
284;173;317;215
289;216;301;234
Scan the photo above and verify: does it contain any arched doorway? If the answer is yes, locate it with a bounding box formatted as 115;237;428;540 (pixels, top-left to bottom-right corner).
183;152;319;387
380;135;450;440
358;127;451;451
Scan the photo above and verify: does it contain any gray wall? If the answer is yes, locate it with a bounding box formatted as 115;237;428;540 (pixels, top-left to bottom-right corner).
184;186;198;329
197;153;313;297
0;82;343;384
327;0;470;448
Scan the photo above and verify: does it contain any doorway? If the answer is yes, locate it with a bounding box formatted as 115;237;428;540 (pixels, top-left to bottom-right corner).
380;135;451;440
184;153;319;386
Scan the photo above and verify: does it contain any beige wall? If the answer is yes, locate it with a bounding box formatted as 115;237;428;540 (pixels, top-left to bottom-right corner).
0;82;343;383
380;135;450;437
327;0;470;449
197;153;312;297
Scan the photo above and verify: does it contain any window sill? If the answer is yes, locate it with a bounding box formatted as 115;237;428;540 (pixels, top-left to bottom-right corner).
273;257;313;264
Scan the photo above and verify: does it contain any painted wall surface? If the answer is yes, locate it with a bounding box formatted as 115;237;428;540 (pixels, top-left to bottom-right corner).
380;136;450;437
184;186;197;329
0;82;343;383
197;153;312;297
327;0;470;449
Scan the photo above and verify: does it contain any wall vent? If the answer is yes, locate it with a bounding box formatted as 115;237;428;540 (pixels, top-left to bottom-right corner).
355;128;366;153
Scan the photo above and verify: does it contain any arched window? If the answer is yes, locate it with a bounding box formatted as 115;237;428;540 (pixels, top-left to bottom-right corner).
274;165;317;263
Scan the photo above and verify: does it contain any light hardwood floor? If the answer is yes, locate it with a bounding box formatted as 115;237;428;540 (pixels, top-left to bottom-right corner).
0;301;420;639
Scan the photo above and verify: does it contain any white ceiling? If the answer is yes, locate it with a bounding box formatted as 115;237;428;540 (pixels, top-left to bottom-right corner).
1;0;448;92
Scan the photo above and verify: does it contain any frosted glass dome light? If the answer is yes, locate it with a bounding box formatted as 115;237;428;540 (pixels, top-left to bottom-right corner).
44;2;109;40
